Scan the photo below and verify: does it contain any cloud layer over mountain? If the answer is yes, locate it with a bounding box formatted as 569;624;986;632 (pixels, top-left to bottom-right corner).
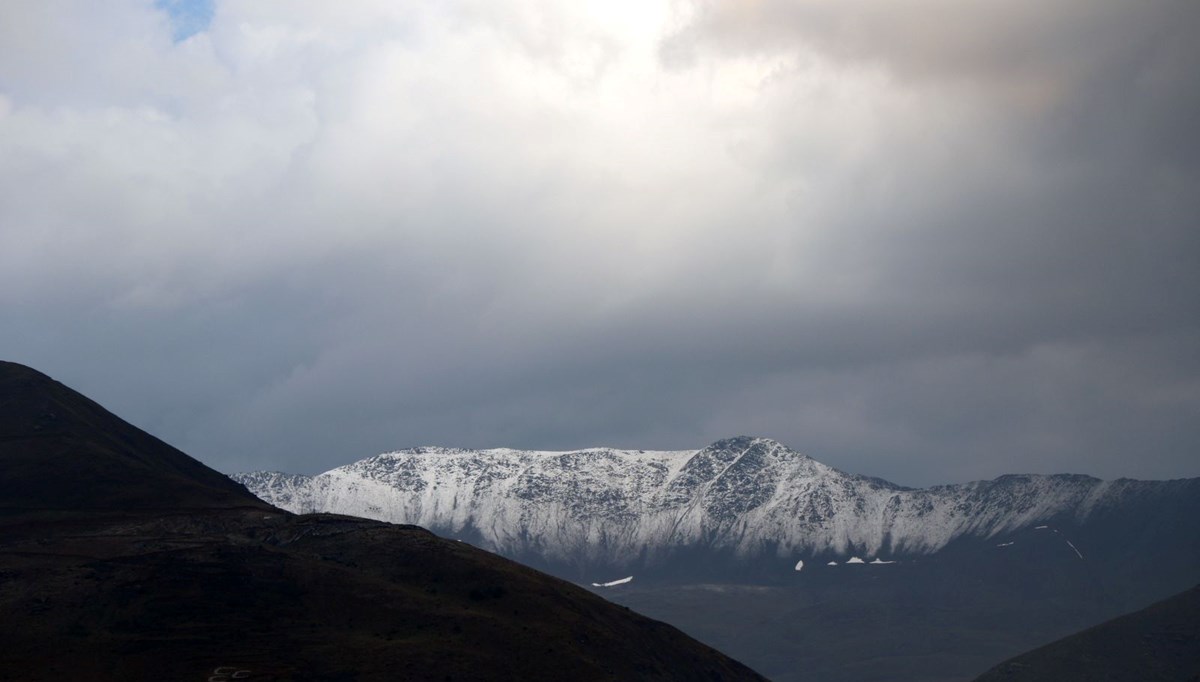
2;0;1197;485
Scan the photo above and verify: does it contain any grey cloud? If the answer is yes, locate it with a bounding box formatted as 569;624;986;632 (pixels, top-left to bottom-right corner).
0;0;1196;487
663;0;1197;94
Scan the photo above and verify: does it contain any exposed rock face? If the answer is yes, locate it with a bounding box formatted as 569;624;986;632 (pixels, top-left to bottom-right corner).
236;436;1198;577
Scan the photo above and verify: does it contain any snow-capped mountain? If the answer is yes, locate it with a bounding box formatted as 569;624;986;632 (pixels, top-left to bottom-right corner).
236;437;1200;681
233;436;1197;578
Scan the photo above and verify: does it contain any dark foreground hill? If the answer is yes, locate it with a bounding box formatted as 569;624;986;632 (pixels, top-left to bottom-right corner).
0;361;764;681
972;584;1200;682
0;360;262;510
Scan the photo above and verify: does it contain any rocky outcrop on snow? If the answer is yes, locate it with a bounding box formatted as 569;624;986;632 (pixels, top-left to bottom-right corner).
235;437;1177;572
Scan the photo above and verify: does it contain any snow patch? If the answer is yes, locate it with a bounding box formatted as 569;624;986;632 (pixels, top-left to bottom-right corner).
1065;540;1084;559
794;560;804;571
996;541;1015;547
1034;525;1049;530
869;558;895;564
826;561;838;566
846;556;865;564
592;576;633;587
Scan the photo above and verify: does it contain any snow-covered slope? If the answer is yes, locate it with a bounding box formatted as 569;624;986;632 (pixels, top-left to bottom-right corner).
233;437;1168;571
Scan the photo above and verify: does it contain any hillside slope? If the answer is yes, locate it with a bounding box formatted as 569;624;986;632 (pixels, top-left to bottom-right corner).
0;362;765;681
0;360;265;510
972;584;1200;682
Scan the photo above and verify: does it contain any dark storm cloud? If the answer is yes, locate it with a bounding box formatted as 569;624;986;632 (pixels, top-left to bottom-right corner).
0;0;1196;486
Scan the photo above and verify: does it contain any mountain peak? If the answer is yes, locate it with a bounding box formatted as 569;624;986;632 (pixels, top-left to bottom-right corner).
704;435;804;457
0;361;266;511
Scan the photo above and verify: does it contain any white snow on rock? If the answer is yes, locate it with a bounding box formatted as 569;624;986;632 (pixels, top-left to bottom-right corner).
1065;540;1084;559
233;437;1150;571
869;558;895;564
827;561;838;566
846;557;866;564
996;542;1015;547
794;560;804;571
592;576;633;587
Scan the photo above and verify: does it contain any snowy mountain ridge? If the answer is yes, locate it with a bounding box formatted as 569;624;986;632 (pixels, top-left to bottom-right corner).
233;437;1154;570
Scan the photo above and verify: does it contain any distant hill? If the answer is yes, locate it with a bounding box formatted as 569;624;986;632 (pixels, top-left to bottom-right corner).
972;584;1200;682
0;361;764;681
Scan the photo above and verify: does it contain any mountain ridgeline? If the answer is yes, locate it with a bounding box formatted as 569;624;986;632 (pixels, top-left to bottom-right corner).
236;437;1200;587
236;438;1200;681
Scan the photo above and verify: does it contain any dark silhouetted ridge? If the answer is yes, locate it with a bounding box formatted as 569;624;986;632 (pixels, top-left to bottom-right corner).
972;584;1200;682
0;361;264;510
0;361;765;680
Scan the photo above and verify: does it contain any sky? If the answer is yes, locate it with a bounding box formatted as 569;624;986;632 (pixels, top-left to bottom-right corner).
1;0;1197;487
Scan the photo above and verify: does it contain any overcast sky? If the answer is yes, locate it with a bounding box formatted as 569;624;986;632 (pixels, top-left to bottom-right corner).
2;0;1197;486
